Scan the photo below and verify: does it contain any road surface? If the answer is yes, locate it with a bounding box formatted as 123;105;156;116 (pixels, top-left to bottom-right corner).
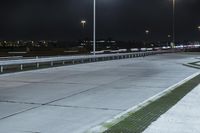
0;53;199;133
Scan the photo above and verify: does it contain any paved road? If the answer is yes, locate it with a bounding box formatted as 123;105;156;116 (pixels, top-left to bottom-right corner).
0;53;199;133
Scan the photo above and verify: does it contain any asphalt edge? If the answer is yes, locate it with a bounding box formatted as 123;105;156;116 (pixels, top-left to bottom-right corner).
85;71;200;133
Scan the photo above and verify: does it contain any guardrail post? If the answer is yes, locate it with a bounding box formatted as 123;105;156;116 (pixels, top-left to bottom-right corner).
51;61;53;66
37;63;39;68
0;66;3;73
20;64;23;71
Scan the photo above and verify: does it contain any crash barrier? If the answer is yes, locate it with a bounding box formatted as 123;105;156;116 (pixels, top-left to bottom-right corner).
0;50;174;74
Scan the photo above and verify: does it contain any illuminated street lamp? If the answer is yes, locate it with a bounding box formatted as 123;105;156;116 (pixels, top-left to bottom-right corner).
172;0;176;45
93;0;96;55
145;30;150;48
145;30;150;35
198;26;200;31
168;35;172;45
80;20;87;45
81;20;86;28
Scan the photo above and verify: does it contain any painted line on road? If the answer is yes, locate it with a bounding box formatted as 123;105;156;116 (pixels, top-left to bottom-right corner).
183;62;200;69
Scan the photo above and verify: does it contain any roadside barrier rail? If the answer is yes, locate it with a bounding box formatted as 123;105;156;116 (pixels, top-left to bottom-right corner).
0;50;173;73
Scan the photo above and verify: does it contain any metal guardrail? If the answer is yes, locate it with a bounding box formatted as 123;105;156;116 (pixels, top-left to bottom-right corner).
0;50;173;74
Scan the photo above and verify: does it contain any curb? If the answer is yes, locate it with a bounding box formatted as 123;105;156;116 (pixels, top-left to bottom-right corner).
86;71;200;133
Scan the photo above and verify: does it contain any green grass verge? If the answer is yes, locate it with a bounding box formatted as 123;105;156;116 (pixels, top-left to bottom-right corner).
104;74;200;133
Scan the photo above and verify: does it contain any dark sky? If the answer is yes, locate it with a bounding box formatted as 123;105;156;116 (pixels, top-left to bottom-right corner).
0;0;200;41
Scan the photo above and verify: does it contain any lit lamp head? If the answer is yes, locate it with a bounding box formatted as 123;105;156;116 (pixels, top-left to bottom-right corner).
198;26;200;31
81;20;86;28
145;30;150;35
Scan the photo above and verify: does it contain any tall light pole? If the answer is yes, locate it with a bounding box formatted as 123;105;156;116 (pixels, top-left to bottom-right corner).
145;30;150;48
81;20;86;44
81;20;86;29
168;34;171;42
93;0;96;55
172;0;175;45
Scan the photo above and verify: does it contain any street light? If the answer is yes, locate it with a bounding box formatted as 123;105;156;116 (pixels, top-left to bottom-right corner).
145;30;150;49
93;0;96;55
145;30;150;35
81;20;87;44
172;0;175;45
168;35;171;45
81;20;86;29
198;26;200;31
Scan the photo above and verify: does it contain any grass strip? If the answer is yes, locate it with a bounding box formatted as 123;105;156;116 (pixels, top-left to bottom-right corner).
104;74;200;133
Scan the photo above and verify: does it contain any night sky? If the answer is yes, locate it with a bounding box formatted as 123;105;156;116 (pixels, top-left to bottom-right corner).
0;0;200;41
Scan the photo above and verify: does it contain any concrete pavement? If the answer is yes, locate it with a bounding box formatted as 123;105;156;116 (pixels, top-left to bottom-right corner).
0;53;199;133
143;84;200;133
